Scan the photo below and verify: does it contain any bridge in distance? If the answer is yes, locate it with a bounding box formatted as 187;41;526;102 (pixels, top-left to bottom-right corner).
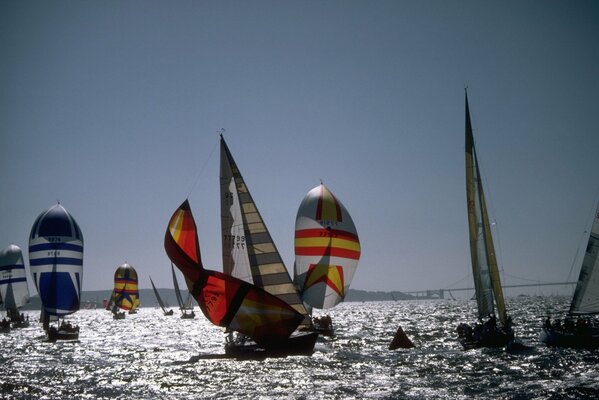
402;282;576;300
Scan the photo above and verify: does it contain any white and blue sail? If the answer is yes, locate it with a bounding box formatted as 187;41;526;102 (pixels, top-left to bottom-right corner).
0;244;30;315
28;204;83;316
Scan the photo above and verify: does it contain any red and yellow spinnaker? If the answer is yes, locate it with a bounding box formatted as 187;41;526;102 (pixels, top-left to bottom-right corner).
165;200;303;347
111;263;139;311
294;184;361;309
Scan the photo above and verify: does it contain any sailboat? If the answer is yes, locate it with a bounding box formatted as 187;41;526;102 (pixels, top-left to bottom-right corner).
219;135;318;355
540;202;599;348
165;199;314;357
0;244;30;328
108;263;139;319
171;264;195;319
29;203;83;341
456;91;514;349
149;277;173;316
294;183;361;335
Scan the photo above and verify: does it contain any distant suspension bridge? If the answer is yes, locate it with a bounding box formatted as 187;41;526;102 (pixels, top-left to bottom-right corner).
402;281;576;300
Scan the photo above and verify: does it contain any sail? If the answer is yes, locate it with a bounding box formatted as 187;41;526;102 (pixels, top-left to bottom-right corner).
294;184;361;309
28;203;83;316
569;203;599;315
171;263;189;311
149;277;169;313
0;244;30;312
165;199;303;346
465;92;507;325
220;136;311;326
112;263;139;311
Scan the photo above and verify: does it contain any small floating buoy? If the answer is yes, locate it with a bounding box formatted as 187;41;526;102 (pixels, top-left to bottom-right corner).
389;325;415;350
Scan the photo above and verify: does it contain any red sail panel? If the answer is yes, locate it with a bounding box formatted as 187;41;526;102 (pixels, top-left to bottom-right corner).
196;270;303;346
164;199;203;282
164;200;303;346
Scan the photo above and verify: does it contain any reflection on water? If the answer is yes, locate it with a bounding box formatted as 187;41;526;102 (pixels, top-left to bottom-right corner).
1;297;598;399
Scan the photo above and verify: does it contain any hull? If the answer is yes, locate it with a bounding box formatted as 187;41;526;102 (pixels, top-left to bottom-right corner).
540;328;599;349
164;310;174;316
225;331;319;358
181;311;195;319
113;312;126;320
457;322;514;350
47;326;80;342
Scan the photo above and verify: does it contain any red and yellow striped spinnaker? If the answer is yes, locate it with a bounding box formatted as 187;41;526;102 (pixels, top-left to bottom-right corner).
165;200;303;346
294;184;361;309
112;263;139;311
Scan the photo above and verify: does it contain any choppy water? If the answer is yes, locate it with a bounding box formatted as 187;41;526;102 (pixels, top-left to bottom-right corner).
1;296;598;399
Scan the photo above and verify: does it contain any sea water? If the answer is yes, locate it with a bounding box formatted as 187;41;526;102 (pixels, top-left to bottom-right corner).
1;296;598;399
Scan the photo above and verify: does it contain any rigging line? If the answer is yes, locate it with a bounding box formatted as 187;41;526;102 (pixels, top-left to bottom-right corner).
186;136;219;199
444;272;473;289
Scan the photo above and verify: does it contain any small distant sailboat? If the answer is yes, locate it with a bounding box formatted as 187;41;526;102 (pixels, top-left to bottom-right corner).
149;277;173;316
108;263;139;319
171;264;195;319
294;183;361;336
456;91;514;349
0;244;30;328
29;203;83;341
540;202;599;348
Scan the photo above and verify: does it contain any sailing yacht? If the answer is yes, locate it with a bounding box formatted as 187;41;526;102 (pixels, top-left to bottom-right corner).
293;183;361;335
171;264;195;319
456;91;514;349
107;263;139;319
149;277;173;316
540;202;599;348
219;135;318;355
29;203;83;341
0;244;30;328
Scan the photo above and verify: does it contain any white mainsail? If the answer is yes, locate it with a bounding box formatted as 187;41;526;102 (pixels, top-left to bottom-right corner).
569;203;599;315
219;135;311;326
0;244;30;312
294;184;361;309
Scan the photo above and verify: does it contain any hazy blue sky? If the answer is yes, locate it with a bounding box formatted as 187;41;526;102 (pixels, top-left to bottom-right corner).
1;1;598;298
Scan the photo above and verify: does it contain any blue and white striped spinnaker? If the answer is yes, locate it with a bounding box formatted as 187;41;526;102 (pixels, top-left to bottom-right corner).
0;244;30;312
29;203;83;316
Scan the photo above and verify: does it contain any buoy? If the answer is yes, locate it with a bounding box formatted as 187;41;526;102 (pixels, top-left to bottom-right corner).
389;326;415;350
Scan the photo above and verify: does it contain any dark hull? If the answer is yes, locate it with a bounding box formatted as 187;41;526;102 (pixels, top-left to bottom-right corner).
540;328;599;349
225;331;319;359
457;323;514;350
164;310;174;316
47;328;79;342
113;312;126;319
181;312;195;319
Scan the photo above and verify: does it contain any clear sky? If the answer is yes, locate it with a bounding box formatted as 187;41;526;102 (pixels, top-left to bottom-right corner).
1;1;598;297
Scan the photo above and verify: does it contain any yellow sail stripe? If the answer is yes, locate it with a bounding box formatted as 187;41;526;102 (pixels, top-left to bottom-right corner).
295;237;361;252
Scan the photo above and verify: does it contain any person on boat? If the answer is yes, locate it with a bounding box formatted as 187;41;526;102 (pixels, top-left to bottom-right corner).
552;319;562;331
484;314;497;333
544;316;551;330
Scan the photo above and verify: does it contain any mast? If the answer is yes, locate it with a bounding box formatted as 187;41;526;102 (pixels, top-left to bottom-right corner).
569;203;599;315
465;91;507;325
